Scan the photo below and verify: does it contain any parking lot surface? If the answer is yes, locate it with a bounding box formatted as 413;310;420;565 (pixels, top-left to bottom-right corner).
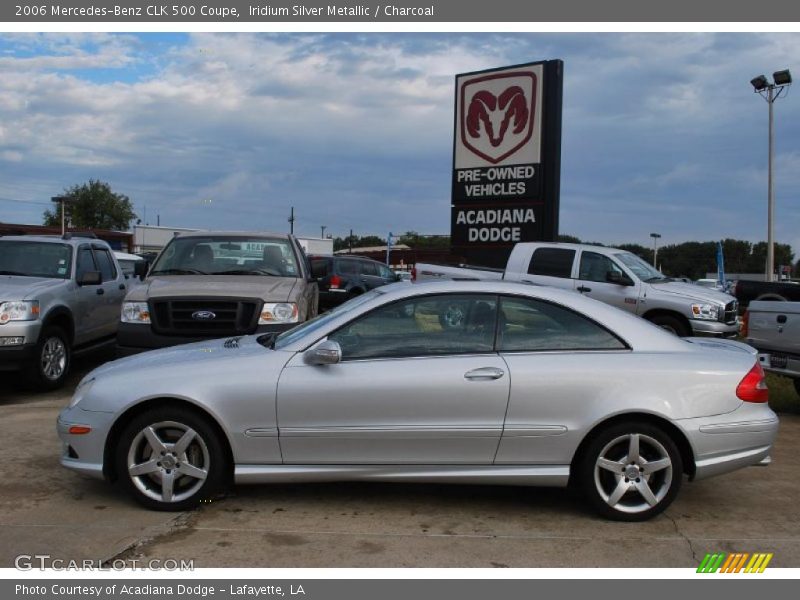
1;354;799;568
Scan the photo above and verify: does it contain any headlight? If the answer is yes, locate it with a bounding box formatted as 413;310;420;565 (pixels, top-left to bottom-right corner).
69;377;95;408
259;302;299;324
121;302;150;324
0;300;39;324
691;303;720;321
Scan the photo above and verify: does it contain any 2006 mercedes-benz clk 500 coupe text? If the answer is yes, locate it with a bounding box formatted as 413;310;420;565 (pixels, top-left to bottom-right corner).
58;281;778;521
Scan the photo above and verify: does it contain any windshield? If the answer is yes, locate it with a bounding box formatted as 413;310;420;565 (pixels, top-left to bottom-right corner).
614;252;669;282
151;236;300;277
0;241;72;279
272;290;383;349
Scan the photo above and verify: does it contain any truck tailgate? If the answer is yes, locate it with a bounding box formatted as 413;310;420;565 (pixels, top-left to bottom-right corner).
745;301;800;356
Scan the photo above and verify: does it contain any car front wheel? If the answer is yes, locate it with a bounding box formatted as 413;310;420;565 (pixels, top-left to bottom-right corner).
579;422;683;521
116;408;229;511
26;326;70;390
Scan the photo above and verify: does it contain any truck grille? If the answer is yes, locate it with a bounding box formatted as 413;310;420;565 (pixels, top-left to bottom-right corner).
150;299;261;337
721;300;738;324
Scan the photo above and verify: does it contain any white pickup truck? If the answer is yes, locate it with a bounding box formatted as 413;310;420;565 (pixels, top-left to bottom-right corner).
744;300;800;396
414;242;739;338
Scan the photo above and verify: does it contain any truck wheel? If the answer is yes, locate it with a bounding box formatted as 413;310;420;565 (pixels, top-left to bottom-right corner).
25;326;71;391
116;407;229;511
578;421;683;521
648;314;689;337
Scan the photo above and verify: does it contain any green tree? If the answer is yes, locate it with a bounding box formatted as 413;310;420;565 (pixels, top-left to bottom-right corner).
43;180;137;231
332;234;387;252
557;234;581;243
398;231;450;249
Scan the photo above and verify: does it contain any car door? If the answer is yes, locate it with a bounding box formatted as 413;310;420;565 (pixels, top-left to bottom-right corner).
494;294;630;465
92;246;127;338
276;293;510;464
358;260;384;290
72;245;102;345
575;250;640;313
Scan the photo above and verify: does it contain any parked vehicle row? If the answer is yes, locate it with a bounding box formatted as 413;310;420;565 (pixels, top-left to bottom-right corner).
414;242;739;338
310;254;405;309
58;279;778;520
734;278;800;309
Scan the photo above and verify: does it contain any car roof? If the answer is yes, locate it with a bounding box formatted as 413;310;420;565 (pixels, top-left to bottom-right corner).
518;242;627;254
0;234;109;247
175;231;290;240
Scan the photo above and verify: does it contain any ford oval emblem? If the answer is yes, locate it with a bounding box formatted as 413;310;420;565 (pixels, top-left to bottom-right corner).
192;310;216;320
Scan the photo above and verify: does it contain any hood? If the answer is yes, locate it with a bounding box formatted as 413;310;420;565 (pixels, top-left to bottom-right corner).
90;335;276;378
645;281;734;305
129;275;297;302
0;276;65;300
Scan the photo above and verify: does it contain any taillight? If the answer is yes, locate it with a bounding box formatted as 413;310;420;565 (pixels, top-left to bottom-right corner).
330;275;341;289
741;310;749;337
736;362;769;403
411;267;417;282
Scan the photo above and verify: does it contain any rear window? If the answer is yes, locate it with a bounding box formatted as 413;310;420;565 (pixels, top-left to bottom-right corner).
528;248;575;278
94;249;117;281
310;258;330;278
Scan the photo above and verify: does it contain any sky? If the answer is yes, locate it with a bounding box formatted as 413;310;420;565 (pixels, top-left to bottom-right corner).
0;32;798;255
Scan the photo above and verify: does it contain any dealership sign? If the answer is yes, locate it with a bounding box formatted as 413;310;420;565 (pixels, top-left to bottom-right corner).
451;60;563;267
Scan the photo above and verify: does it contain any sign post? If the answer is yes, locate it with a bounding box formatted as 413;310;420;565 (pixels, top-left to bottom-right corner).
451;60;563;268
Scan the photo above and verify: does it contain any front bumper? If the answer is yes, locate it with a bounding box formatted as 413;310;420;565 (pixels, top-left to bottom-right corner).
0;320;42;371
57;405;115;480
116;322;297;356
679;402;779;481
689;319;739;338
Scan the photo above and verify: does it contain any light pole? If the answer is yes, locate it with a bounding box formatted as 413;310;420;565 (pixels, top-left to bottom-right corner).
50;196;75;236
650;233;661;268
320;225;326;239
751;69;792;282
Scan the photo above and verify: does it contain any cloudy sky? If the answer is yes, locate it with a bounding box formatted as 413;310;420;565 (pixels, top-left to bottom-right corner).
0;32;798;254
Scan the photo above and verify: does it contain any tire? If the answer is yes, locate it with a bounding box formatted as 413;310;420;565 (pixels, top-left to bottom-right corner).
25;325;71;391
578;421;683;521
115;407;229;511
648;314;690;337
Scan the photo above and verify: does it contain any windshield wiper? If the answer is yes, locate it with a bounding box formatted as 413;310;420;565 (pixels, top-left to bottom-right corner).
149;268;207;275
256;332;278;349
645;276;672;283
210;269;279;276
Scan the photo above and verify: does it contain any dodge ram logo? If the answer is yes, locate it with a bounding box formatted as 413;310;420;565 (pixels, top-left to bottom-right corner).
460;71;537;164
192;310;216;320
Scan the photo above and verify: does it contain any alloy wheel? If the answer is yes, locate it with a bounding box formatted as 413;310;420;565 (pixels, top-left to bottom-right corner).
40;336;67;381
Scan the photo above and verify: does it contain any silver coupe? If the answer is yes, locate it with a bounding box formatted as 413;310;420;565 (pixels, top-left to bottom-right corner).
58;281;778;521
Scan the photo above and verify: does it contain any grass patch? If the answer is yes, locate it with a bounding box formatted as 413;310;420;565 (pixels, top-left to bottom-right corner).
766;373;800;414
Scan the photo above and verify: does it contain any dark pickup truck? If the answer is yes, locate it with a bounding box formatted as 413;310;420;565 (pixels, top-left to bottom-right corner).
734;279;800;309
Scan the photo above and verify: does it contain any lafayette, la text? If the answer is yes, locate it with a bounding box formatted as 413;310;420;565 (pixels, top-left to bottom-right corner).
16;584;307;597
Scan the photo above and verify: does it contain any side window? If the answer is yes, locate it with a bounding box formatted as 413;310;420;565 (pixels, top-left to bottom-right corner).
378;265;394;280
359;261;378;276
498;296;626;352
328;294;498;360
75;247;96;279
579;252;624;283
94;249;117;281
527;248;575;278
337;260;358;276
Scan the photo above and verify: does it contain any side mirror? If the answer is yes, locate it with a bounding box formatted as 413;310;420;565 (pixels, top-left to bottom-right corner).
606;271;632;286
133;261;148;280
78;271;102;286
304;340;342;365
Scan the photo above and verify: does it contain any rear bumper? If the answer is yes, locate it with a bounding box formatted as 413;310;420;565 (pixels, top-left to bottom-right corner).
116;322;296;356
753;348;800;379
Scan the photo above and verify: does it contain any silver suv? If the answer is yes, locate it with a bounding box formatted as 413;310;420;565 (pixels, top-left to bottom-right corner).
117;231;319;355
0;235;127;389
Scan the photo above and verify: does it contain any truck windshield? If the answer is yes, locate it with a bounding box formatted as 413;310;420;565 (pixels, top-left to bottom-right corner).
150;236;300;277
0;241;72;279
614;252;670;283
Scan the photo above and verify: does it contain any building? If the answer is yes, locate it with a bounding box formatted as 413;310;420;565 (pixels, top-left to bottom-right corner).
0;222;133;251
133;225;200;254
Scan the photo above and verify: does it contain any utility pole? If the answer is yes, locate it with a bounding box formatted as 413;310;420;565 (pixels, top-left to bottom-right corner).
51;196;74;236
320;225;326;239
349;229;353;254
288;207;295;234
650;233;661;268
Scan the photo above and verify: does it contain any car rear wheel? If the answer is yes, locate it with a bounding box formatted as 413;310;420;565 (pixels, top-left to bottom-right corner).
648;314;689;337
579;422;683;521
116;408;229;511
25;326;70;390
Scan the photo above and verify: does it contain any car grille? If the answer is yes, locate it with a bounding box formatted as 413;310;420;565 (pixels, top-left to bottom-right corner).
150;299;260;337
721;300;738;324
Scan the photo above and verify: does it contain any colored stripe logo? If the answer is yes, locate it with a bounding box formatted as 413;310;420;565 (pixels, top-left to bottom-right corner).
697;552;773;573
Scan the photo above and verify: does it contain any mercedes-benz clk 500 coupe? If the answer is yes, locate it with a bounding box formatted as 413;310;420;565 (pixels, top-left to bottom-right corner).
58;281;778;521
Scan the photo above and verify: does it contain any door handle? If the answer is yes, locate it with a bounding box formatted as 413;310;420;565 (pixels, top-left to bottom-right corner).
577;285;592;293
96;288;105;295
464;367;505;381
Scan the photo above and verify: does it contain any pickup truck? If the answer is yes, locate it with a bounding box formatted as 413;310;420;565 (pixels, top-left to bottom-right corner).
117;231;319;355
0;234;127;389
734;279;800;309
744;300;800;396
414;242;739;338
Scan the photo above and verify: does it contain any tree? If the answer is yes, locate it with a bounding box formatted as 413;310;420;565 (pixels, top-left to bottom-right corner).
332;234;387;252
398;231;450;249
43;180;137;231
